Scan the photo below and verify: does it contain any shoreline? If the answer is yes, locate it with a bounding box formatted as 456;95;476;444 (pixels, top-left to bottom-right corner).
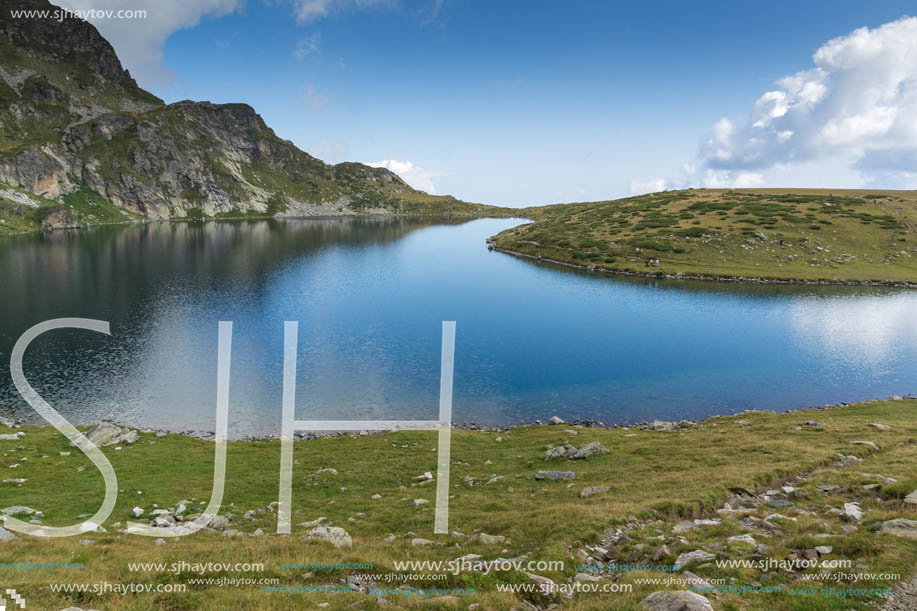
0;211;529;239
488;244;917;288
3;394;911;441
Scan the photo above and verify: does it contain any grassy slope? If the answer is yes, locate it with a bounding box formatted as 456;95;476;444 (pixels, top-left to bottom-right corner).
491;188;917;284
1;399;915;610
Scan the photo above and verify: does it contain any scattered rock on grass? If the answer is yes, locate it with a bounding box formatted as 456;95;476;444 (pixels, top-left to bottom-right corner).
304;526;352;549
640;590;713;611
534;471;575;481
580;486;610;499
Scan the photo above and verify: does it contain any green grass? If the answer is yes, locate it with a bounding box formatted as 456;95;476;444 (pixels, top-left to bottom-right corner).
492;188;917;284
1;399;915;609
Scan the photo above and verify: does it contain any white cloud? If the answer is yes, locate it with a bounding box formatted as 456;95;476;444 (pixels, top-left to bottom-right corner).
299;82;328;109
291;0;389;23
628;178;667;195
366;159;441;193
690;16;917;187
60;0;244;89
293;33;321;59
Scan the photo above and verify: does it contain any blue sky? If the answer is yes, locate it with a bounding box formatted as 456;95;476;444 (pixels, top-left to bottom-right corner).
73;0;917;206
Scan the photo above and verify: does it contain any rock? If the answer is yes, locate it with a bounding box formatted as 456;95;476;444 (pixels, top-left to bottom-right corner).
802;421;824;429
767;498;794;508
468;533;506;545
544;444;576;460
534;471;575;481
815;546;833;555
208;515;229;529
727;534;756;545
673;521;695;533
83;421;122;446
640;590;714;611
131;507;143;518
904;490;917;505
152;517;172;528
412;499;429;508
650;420;676;432
416;472;433;482
879;519;917;539
304;526;352;549
580;485;610;498
572;441;609;459
548;416;565;425
653;545;670;561
852;440;878;450
0;526;17;542
868;423;892;430
0;433;25;441
523;571;556;593
740;516;782;533
2;506;40;517
574;572;602;583
675;550;715;569
816;484;841;492
371;494;382;500
682;571;718;597
843;502;863;521
315;468;337;475
411;538;434;547
154;538;166;546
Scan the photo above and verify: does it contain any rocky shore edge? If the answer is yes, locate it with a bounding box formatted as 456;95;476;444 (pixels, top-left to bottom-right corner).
488;244;917;288
2;395;911;443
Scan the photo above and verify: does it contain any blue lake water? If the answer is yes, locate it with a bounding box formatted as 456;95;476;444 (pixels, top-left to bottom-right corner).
0;216;915;436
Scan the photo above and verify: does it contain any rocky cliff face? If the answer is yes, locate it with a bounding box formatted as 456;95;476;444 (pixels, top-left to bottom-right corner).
0;0;470;227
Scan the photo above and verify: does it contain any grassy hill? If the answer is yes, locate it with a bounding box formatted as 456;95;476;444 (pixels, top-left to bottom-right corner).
491;189;917;285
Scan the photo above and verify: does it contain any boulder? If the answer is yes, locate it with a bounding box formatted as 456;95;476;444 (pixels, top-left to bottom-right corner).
84;421;122;446
904;490;917;505
534;471;575;481
580;486;610;499
2;506;40;517
675;550;715;569
640;590;713;611
468;533;506;545
412;499;429;508
572;441;609;459
0;527;17;542
544;444;576;460
879;519;917;539
548;416;565;425
304;526;352;549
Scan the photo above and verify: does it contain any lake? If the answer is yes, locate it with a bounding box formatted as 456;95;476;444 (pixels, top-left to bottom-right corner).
0;216;915;436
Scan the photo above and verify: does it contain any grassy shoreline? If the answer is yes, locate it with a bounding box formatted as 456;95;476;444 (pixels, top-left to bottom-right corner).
1;399;915;610
492;188;917;285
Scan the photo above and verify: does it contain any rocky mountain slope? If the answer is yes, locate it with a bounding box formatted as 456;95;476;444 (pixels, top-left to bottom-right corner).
0;0;510;233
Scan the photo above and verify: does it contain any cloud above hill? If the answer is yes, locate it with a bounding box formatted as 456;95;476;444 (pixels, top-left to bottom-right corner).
689;16;917;188
61;0;244;89
366;159;441;193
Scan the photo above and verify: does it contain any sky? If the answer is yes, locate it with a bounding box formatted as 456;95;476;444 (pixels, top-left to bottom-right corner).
62;0;917;206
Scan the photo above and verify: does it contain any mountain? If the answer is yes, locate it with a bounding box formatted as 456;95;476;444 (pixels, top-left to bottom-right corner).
0;0;511;233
